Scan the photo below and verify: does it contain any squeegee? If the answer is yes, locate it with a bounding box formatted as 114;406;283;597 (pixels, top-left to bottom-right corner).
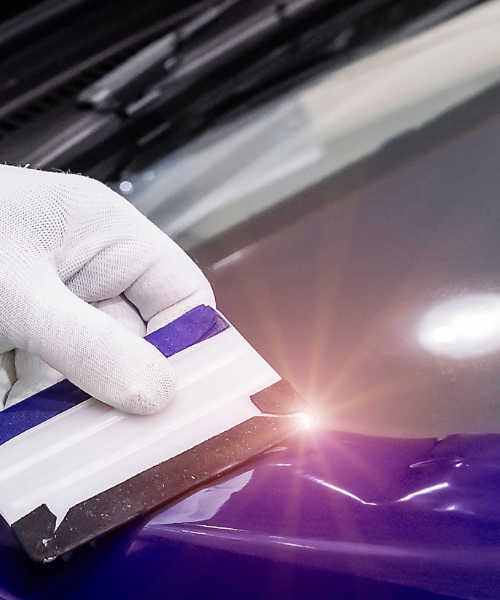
0;305;312;562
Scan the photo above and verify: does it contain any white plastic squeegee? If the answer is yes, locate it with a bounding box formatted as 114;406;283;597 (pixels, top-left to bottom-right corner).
0;307;311;562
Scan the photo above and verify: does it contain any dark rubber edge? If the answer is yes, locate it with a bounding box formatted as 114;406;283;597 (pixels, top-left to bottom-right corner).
250;379;312;415
12;411;308;562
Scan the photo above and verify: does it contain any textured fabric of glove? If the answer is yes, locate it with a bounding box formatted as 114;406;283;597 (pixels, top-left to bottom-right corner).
0;305;228;446
0;165;215;414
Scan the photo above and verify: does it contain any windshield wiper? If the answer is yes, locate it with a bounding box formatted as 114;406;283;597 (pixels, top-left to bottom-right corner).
78;0;242;112
43;0;336;175
78;0;342;117
5;0;480;176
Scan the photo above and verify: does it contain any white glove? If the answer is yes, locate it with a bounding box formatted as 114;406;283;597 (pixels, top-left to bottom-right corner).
0;165;215;414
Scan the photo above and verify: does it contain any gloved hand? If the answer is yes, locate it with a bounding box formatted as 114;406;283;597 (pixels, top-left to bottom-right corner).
0;164;215;414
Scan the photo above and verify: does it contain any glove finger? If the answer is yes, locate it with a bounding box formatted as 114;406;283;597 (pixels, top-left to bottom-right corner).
8;268;175;415
29;173;214;332
6;296;147;409
91;295;146;338
125;238;215;334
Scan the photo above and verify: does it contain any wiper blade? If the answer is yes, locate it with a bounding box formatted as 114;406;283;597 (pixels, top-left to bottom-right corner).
124;2;283;117
77;33;177;111
78;0;241;112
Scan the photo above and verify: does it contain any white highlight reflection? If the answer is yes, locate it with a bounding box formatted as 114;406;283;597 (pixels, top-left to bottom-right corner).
418;294;500;358
397;482;448;502
306;476;377;505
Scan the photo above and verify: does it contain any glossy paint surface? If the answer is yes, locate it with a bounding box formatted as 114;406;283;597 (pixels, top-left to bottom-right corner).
205;83;500;439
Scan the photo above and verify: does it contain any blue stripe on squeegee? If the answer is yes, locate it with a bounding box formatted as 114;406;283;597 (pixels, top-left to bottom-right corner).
0;305;228;447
